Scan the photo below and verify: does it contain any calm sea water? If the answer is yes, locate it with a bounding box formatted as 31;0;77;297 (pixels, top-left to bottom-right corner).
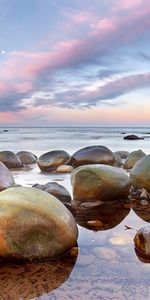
1;127;150;300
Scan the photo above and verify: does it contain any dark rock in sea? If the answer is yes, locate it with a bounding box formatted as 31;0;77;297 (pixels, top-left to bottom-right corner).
0;187;78;261
17;151;37;165
121;132;126;134
123;149;146;170
71;164;131;203
3;129;8;132
74;199;130;231
0;151;22;169
114;151;129;159
130;155;150;192
123;134;144;140
37;150;70;172
0;162;15;191
33;182;71;208
67;145;115;168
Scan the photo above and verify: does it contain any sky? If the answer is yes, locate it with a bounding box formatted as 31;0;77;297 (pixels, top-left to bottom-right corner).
0;0;150;126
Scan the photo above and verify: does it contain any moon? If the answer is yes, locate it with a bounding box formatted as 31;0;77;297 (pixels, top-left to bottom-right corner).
1;50;5;55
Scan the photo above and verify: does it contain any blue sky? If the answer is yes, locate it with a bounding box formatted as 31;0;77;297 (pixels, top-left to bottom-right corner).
0;0;150;126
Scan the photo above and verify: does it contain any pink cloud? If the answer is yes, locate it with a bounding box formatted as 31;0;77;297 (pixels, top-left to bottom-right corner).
0;1;150;108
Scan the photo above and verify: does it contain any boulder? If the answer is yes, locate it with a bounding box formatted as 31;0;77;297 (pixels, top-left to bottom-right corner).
0;162;15;191
71;164;131;202
37;150;70;172
0;187;78;261
56;165;74;173
17;151;37;165
68;145;115;168
114;151;129;159
33;182;71;208
134;225;150;262
113;153;123;167
130;155;150;192
0;151;22;168
123;134;144;140
123;150;146;170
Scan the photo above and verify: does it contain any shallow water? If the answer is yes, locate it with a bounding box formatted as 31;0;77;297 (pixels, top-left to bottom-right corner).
1;127;150;300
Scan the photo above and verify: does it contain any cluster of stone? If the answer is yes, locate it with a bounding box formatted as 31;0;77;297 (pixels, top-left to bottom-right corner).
0;145;149;262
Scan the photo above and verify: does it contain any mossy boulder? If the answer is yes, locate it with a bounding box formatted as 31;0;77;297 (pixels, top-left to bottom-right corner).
0;187;78;261
68;145;115;168
130;155;150;192
123;150;146;170
0;151;22;168
0;162;15;191
71;164;131;203
37;150;70;172
17;151;37;165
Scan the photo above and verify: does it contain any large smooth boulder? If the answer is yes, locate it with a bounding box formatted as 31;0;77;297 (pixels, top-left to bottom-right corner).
17;151;37;165
0;151;22;168
0;187;78;261
37;150;70;172
68;146;115;168
71;164;131;202
123;150;146;170
33;182;71;208
0;162;15;191
130;155;150;192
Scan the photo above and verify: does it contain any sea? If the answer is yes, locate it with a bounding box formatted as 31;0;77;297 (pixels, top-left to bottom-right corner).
1;126;150;300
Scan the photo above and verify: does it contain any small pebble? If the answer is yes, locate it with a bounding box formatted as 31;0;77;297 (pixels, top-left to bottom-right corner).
80;201;103;208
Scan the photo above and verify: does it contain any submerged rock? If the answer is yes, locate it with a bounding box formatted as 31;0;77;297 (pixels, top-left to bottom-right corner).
71;164;131;203
68;145;115;168
0;151;22;168
130;155;150;192
37;150;70;172
123;134;144;140
0;162;15;191
33;182;71;208
0;187;78;261
17;151;37;165
123;150;146;170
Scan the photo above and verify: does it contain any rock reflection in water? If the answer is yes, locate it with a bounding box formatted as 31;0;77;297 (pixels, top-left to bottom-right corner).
132;199;150;222
0;248;78;299
73;199;131;230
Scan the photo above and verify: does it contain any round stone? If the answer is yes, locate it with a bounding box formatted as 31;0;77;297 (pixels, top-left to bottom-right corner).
0;151;22;169
37;150;70;172
17;151;37;165
0;187;78;261
68;145;115;168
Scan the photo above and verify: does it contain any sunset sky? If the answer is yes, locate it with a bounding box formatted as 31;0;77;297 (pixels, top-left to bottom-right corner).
0;0;150;126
